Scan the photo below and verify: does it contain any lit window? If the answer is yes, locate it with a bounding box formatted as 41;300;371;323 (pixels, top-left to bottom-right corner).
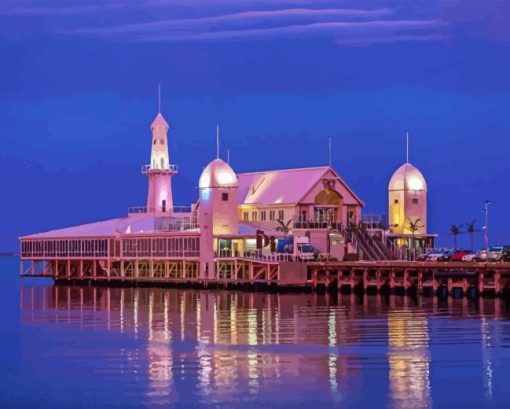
243;212;249;222
261;211;266;221
278;210;284;220
269;210;275;221
252;211;258;222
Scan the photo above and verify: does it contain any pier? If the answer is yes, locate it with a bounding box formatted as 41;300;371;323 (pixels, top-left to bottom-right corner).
19;256;510;297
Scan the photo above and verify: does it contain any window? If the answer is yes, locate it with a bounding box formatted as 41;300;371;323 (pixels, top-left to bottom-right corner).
261;211;266;221
269;210;275;221
252;211;258;222
243;211;249;222
278;210;284;220
222;192;229;201
394;199;399;204
412;198;418;204
162;199;167;212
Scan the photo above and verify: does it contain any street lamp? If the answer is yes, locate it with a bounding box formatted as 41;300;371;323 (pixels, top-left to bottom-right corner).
484;200;492;259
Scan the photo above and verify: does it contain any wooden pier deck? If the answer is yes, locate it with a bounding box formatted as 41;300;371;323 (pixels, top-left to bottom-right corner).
19;258;510;297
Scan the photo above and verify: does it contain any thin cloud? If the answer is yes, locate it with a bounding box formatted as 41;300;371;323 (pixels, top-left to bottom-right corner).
1;2;126;16
134;19;445;42
74;7;394;35
336;33;446;46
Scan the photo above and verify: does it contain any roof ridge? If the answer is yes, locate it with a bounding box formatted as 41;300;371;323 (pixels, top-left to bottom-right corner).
238;165;330;175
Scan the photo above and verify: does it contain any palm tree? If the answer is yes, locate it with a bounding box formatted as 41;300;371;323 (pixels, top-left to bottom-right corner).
465;220;478;251
407;217;423;249
275;219;292;239
450;224;464;250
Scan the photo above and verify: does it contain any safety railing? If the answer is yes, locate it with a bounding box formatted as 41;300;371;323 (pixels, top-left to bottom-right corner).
292;215;344;231
241;251;302;263
141;163;178;174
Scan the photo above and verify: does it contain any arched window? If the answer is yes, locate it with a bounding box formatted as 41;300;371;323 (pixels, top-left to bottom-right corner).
160;157;165;169
315;189;343;205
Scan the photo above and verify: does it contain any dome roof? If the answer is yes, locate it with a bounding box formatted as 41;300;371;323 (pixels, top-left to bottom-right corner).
199;158;238;189
388;162;427;191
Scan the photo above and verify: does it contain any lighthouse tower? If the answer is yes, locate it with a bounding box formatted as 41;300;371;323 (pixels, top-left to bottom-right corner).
198;158;239;279
388;133;427;235
144;112;177;215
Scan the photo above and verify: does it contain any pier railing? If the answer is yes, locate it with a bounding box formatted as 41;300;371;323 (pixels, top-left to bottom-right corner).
241;251;301;263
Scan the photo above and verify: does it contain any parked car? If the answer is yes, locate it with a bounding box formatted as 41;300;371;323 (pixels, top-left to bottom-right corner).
438;250;455;261
451;250;474;262
417;252;432;261
426;250;450;262
475;246;510;262
462;251;479;261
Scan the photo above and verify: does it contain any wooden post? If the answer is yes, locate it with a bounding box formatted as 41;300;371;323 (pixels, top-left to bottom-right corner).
404;269;409;292
93;259;97;278
495;271;501;295
79;259;84;278
462;278;469;297
363;268;368;292
66;259;71;278
432;272;439;294
135;260;139;279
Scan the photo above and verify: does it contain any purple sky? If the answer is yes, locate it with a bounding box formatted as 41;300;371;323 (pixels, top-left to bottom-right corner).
1;0;510;250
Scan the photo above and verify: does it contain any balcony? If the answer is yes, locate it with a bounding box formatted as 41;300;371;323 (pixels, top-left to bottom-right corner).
154;217;198;232
292;215;343;231
361;214;385;229
141;163;178;174
127;206;197;222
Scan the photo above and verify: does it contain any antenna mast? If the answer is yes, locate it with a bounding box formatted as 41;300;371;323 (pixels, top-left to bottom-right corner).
158;84;161;113
406;131;409;163
328;137;332;167
216;125;220;159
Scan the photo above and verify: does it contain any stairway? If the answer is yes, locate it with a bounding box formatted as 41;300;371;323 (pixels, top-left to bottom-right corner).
352;229;398;261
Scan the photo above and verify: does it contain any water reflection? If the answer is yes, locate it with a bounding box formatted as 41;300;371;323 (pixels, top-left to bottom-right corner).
19;286;510;408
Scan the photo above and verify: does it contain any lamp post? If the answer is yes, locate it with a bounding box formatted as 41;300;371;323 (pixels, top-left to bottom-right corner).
484;200;492;259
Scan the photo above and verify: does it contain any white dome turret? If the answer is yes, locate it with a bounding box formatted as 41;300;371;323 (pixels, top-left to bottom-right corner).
388;162;428;235
199;158;238;189
389;163;427;192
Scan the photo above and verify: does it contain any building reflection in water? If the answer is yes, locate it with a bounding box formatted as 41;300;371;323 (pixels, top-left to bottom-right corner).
387;308;431;409
19;286;508;407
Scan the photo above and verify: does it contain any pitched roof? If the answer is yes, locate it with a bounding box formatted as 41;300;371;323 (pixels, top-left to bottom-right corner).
237;166;363;206
237;166;328;205
21;215;171;239
151;113;169;129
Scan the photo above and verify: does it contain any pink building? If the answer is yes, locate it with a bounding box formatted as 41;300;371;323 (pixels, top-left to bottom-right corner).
20;110;411;284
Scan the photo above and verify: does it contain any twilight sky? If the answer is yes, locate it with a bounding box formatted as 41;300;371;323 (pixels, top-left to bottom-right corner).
1;0;510;250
